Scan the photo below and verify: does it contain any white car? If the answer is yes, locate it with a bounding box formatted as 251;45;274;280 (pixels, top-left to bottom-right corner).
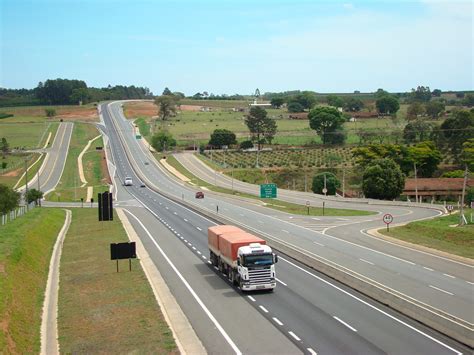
124;177;133;186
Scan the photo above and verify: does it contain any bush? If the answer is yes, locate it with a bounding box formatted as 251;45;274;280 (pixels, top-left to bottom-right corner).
362;159;405;200
45;108;56;118
442;170;465;178
0;113;13;119
311;172;340;195
240;140;254;150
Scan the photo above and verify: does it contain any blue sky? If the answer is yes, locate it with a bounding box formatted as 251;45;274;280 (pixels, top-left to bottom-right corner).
1;0;472;95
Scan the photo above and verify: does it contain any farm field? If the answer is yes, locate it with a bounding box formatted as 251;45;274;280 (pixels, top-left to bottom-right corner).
124;100;414;147
0;104;98;122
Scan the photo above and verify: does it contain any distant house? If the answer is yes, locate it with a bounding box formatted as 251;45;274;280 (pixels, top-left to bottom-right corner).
200;106;211;112
402;178;473;202
350;111;379;119
249;99;272;108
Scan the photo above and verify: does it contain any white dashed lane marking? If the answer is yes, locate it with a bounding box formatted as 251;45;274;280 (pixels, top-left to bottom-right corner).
259;305;269;313
429;285;454;295
334;316;357;332
272;317;283;326
288;331;301;341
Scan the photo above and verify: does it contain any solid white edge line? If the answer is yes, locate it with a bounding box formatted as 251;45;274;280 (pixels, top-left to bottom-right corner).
288;331;301;341
280;257;462;354
125;210;242;355
272;317;283;326
333;316;357;332
429;285;454;296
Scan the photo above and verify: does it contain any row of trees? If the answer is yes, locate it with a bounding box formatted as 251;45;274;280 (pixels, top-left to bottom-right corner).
0;184;43;214
0;79;153;107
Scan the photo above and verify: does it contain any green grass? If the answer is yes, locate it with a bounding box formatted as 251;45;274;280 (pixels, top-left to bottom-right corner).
46;123;108;202
58;208;177;353
165;155;374;216
381;213;474;258
0;121;59;187
82;136;111;193
0;207;66;353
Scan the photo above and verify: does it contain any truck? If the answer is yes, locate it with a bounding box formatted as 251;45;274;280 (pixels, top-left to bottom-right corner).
208;225;278;291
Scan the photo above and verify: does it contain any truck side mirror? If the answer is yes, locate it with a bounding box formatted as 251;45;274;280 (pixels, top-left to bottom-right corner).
273;254;278;263
237;259;241;266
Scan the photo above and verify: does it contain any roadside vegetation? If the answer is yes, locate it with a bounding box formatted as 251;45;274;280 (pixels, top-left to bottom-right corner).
58;208;177;353
46;123;109;202
380;213;474;259
0;208;66;353
164;155;374;216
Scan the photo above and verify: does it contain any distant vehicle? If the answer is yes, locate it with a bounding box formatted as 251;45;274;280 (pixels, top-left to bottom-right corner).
208;225;277;291
140;183;146;188
124;177;133;186
195;191;204;199
144;161;149;165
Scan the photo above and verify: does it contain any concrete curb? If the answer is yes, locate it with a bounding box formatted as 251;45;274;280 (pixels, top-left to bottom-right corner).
77;134;101;187
40;209;72;355
116;208;205;355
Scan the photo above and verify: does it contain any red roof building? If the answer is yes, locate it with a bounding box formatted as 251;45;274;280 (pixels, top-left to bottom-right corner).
403;178;473;202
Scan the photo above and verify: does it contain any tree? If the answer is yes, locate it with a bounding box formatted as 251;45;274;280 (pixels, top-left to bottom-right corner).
326;95;344;108
154;95;179;129
287;102;304;113
376;95;400;115
439;110;474;158
25;188;43;205
311;172;340;195
35;78;87;104
162;87;172;95
308;106;346;145
410;86;431;102
362;159;405;200
465;187;474;206
403;120;434;144
406;102;425;120
0;183;20;214
425;101;445;119
271;97;285;108
245;107;277;150
45;108;56;118
288;91;317;110
462;93;474;107
432;89;442;97
209;129;237;148
1;137;9;156
461;138;474;172
375;88;389;98
407;141;442;178
70;87;91;104
344;98;364;112
173;92;185;99
239;140;254;150
151;131;176;152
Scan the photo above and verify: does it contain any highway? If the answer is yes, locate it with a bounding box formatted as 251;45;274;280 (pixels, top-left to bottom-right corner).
21;122;73;196
99;101;471;354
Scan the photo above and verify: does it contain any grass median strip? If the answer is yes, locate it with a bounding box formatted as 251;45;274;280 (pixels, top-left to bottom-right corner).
380;213;474;259
164;154;374;217
58;208;177;353
0;207;66;353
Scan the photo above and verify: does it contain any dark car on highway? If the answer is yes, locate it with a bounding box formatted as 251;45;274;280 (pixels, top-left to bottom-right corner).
195;191;204;199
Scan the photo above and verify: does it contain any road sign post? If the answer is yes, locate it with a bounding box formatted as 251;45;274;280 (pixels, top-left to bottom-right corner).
260;183;277;198
383;213;393;232
306;201;310;215
447;205;454;214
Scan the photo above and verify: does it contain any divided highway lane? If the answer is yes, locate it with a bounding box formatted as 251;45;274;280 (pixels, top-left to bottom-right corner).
106;101;473;328
20;122;73;195
101;101;469;353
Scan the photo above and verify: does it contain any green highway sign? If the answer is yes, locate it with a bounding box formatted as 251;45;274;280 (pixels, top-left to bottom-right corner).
135;135;142;139
260;183;277;198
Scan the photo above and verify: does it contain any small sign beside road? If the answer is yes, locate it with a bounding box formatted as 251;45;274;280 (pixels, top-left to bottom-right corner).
260;183;277;198
135;135;142;139
447;205;454;213
383;213;393;232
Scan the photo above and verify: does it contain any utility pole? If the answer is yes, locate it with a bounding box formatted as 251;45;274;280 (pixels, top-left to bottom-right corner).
342;169;345;198
304;170;307;192
231;166;234;192
324;173;327;196
414;162;418;203
459;164;468;225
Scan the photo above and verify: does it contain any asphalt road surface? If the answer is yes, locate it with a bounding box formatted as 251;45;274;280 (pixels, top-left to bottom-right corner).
98;101;470;354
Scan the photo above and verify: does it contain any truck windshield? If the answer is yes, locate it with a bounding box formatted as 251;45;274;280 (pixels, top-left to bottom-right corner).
243;254;273;267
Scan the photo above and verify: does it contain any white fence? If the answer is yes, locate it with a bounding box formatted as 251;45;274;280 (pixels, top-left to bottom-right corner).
1;202;36;226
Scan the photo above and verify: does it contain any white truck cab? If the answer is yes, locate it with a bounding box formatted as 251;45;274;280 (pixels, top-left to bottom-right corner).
237;243;277;291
